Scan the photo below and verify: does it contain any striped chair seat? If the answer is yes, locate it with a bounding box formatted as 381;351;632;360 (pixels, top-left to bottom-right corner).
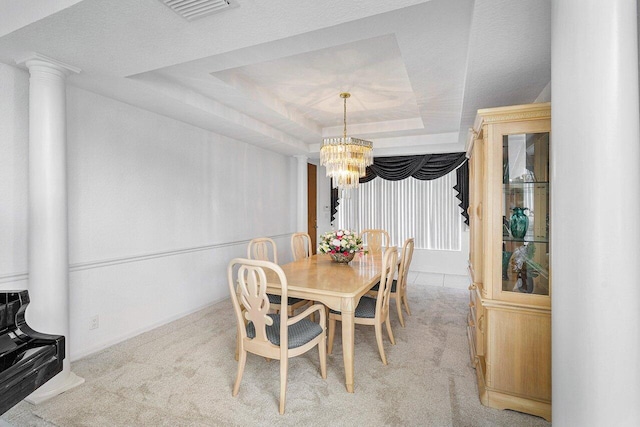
329;296;377;319
246;314;323;349
369;279;397;293
267;293;305;306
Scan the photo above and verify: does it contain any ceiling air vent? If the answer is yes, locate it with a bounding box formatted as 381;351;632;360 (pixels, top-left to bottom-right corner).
161;0;237;21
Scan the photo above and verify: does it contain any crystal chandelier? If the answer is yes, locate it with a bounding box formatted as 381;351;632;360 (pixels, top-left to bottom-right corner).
320;93;373;189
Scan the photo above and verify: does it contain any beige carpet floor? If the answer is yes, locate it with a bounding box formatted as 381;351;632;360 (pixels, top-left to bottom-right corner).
2;283;551;426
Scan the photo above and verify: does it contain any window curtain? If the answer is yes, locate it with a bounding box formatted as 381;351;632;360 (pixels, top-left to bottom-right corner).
335;173;462;250
330;152;469;225
454;161;469;225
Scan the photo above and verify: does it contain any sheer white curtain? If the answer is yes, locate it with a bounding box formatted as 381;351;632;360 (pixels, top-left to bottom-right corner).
335;171;462;250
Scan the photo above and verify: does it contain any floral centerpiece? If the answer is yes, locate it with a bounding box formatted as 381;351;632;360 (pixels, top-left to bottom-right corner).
318;229;364;263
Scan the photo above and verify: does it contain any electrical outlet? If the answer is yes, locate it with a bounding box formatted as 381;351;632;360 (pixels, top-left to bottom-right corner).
89;315;99;330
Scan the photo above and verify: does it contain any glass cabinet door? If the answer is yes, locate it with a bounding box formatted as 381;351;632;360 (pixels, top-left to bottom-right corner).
501;132;550;295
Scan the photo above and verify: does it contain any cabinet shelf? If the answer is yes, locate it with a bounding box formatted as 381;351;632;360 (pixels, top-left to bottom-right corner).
503;181;549;186
503;236;549;244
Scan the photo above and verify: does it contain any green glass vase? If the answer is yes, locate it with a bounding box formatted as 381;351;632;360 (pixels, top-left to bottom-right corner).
509;207;529;239
502;251;513;280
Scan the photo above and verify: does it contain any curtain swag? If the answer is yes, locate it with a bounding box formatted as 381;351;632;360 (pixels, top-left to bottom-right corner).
331;152;469;225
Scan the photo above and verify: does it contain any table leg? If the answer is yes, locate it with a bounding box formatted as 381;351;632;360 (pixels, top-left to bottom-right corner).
341;298;355;393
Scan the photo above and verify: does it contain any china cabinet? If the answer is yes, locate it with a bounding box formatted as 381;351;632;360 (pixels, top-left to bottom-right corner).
466;103;551;421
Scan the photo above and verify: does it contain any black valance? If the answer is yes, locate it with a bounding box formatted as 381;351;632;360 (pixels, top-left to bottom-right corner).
454;160;469;225
331;152;469;225
360;152;467;182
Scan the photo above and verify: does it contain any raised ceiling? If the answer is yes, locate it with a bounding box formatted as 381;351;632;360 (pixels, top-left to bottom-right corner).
0;0;551;157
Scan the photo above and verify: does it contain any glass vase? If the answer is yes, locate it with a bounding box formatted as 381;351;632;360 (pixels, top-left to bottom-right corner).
502;251;512;280
509;207;529;239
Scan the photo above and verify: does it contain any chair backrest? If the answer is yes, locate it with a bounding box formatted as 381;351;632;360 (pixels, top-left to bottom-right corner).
397;238;415;293
291;232;313;261
375;247;399;319
247;237;278;264
361;229;391;254
228;257;288;359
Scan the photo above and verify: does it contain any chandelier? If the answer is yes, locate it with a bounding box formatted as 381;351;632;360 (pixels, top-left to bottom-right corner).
320;93;373;189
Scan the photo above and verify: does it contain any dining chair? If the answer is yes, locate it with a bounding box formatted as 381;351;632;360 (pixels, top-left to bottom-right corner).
370;238;415;327
228;258;327;414
360;229;391;254
247;237;279;264
327;246;398;365
247;238;312;317
291;232;313;261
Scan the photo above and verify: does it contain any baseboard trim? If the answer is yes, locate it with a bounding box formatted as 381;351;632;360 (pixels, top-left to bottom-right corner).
70;296;229;362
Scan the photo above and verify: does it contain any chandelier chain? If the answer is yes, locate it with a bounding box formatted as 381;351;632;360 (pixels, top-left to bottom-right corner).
343;95;347;139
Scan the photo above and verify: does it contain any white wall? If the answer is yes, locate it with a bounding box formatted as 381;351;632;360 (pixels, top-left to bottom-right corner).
0;63;29;290
411;230;469;276
315;163;470;277
0;63;298;360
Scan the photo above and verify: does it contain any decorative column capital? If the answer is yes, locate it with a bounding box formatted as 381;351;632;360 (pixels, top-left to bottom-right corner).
15;52;81;77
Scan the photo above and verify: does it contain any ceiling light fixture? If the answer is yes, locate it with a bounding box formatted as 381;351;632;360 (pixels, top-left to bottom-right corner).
320;93;373;190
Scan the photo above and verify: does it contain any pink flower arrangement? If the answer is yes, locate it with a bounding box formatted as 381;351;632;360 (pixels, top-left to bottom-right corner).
317;229;364;256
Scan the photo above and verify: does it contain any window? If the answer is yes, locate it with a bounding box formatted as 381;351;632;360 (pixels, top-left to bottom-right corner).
334;170;462;250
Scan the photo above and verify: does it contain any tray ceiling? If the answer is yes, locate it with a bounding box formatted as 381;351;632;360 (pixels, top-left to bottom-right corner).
0;0;551;157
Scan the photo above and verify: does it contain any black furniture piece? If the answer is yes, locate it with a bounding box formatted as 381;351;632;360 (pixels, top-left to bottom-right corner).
0;291;65;415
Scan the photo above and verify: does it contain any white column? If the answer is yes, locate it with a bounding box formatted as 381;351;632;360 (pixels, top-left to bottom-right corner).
551;1;640;425
295;155;308;233
16;53;84;403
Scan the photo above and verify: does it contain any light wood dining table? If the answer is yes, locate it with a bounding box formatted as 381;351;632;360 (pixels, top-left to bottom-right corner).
265;252;384;393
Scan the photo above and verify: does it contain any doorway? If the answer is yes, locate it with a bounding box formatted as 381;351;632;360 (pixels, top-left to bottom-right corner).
307;163;317;254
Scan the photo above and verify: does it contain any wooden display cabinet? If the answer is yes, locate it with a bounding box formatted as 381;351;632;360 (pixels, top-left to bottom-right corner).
466;103;551;421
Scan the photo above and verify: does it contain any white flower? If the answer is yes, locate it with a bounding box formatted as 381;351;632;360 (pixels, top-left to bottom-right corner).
316;229;363;254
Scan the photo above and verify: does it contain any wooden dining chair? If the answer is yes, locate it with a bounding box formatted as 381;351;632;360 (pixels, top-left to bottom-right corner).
370;238;415;327
247;237;279;264
327;247;398;365
291;232;313;261
247;238;312;317
228;258;327;414
360;229;391;254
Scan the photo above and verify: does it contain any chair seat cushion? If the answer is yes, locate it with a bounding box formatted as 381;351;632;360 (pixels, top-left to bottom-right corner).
370;279;397;293
246;314;323;349
267;293;305;306
330;296;377;319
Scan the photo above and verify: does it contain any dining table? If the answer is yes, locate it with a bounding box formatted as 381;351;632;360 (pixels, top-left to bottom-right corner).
265;252;384;393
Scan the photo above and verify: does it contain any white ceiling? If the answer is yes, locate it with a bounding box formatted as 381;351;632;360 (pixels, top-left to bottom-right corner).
0;0;551;158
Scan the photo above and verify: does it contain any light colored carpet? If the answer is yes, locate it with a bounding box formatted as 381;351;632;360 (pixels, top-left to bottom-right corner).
2;283;551;426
